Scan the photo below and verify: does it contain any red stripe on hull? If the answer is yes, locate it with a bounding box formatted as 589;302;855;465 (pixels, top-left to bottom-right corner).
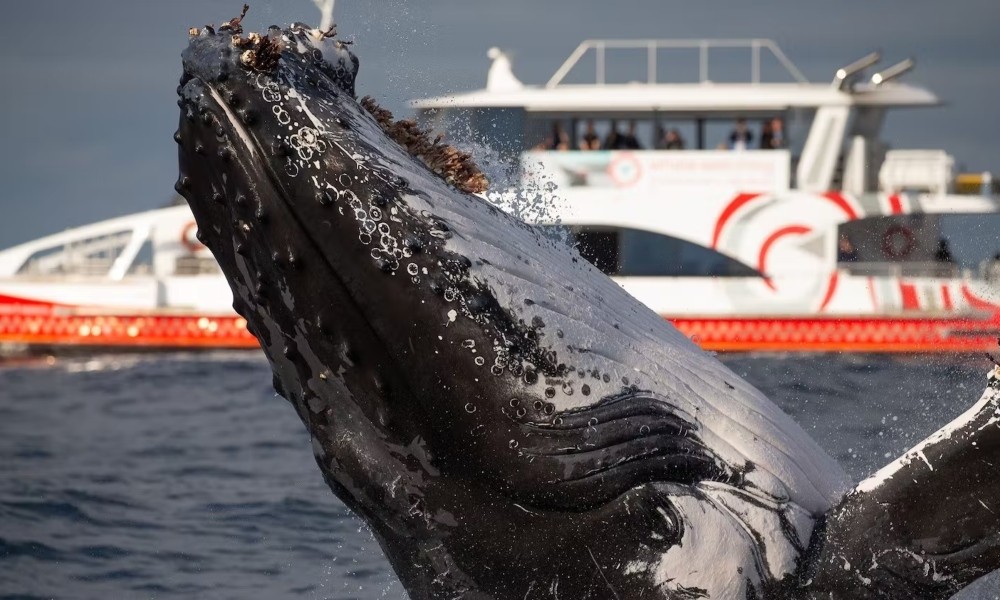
941;285;954;311
962;285;1000;312
2;302;998;354
888;194;904;215
821;191;859;220
0;310;256;349
899;283;920;310
711;193;762;249
673;315;1000;353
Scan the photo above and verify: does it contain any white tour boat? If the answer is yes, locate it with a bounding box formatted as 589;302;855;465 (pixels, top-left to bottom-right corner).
1;39;997;352
411;38;1000;352
0;203;254;351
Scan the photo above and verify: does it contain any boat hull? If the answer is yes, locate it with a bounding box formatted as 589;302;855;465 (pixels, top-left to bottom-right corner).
2;294;996;353
0;295;254;351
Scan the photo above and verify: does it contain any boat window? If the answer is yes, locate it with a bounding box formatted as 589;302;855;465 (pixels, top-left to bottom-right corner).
523;113;801;153
573;229;620;274
16;230;132;277
554;225;761;277
836;214;1000;278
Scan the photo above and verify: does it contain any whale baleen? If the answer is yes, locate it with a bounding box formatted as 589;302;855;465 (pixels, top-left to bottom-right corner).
175;12;1000;599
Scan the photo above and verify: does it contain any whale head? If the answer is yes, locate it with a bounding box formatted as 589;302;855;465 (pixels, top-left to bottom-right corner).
176;18;850;598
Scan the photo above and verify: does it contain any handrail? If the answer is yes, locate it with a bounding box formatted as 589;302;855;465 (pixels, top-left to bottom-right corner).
838;261;964;279
545;38;810;88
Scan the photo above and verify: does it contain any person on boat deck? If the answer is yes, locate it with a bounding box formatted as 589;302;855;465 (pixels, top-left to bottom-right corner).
604;120;643;150
547;122;570;151
659;128;685;150
602;121;621;150
579;120;601;150
935;238;956;263
728;118;754;150
837;234;859;263
760;117;785;149
760;120;773;148
621;120;643;149
986;253;1000;281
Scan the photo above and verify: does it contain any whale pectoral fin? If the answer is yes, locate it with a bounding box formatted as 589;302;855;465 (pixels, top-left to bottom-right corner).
803;367;1000;599
514;391;736;510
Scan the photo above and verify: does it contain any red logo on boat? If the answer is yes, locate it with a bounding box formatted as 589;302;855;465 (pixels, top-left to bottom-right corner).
607;152;643;188
181;221;206;253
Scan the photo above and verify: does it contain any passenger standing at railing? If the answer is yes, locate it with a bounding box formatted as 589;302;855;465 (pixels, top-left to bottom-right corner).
986;253;1000;282
619;120;643;150
603;121;622;150
549;122;570;151
659;129;685;150
728;118;754;151
759;120;774;149
935;238;956;264
531;122;570;151
579;120;601;151
760;117;785;149
837;235;859;263
770;117;785;148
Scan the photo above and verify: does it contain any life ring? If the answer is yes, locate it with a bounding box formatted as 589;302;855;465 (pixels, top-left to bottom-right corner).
881;224;915;259
181;221;206;253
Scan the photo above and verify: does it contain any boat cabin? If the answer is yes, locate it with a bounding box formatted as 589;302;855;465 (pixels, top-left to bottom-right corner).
413;39;958;196
412;39;999;292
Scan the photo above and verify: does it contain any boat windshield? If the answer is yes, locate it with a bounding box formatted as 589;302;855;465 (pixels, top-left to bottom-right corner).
16;230;133;277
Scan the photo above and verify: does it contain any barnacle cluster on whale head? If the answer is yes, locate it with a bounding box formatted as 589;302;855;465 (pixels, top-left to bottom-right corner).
359;96;489;195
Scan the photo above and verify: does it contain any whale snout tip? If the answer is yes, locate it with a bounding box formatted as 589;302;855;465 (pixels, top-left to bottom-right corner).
181;7;360;97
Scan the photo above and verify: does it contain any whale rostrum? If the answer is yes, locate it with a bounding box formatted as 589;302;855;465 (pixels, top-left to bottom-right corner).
175;14;1000;599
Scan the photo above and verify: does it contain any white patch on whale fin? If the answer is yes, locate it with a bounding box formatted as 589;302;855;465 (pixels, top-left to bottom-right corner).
652;489;764;598
698;481;812;581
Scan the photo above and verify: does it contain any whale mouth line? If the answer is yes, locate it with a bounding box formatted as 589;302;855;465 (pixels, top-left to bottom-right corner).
201;80;261;163
193;75;346;306
187;74;409;397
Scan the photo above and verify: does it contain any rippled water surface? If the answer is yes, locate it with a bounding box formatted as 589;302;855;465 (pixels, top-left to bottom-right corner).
1;351;998;599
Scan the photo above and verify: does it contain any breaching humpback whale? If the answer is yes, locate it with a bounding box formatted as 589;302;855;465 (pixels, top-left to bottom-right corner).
175;13;1000;599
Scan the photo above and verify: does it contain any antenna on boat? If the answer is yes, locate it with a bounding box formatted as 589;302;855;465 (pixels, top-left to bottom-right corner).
871;58;915;85
312;0;335;31
832;51;880;90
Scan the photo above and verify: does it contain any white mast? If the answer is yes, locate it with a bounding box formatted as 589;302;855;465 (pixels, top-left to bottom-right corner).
312;0;335;30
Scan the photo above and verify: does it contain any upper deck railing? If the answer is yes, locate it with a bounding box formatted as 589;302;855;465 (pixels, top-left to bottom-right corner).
545;39;810;88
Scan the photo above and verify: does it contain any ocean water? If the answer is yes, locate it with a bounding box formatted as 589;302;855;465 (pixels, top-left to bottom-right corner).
1;351;998;599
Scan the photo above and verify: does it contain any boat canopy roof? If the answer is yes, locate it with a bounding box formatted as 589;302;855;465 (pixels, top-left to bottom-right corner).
411;38;940;116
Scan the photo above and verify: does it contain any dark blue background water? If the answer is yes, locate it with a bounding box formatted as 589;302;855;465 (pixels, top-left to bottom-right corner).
1;352;998;599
